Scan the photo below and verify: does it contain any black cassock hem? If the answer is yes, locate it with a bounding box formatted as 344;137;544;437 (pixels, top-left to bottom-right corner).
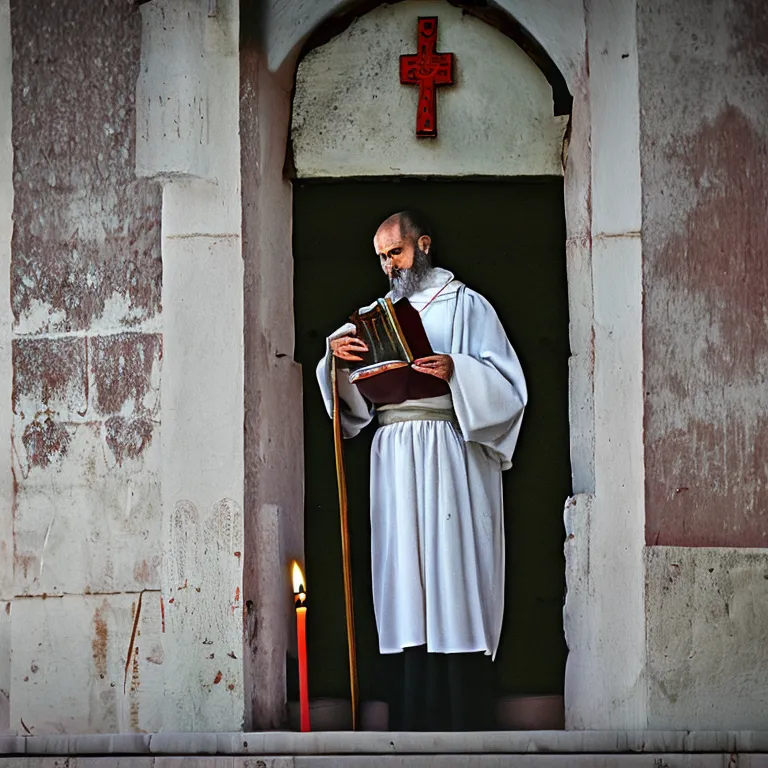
380;645;495;731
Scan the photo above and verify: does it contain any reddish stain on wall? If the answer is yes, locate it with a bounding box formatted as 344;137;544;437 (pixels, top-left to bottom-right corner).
133;557;160;586
105;415;155;464
644;106;768;546
9;1;162;333
21;418;71;468
14;553;36;581
92;334;161;416
12;338;87;416
92;602;109;678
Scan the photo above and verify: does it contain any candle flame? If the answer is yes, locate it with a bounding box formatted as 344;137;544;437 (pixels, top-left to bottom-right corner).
291;561;306;595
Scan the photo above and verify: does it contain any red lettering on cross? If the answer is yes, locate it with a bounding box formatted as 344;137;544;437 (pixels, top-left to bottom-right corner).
400;17;455;138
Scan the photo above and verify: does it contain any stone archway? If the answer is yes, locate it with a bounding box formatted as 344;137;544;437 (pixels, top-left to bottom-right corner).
291;0;571;723
241;0;646;731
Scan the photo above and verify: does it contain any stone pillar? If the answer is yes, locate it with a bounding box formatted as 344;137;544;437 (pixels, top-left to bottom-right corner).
0;0;13;734
240;9;305;729
136;0;245;731
565;0;647;729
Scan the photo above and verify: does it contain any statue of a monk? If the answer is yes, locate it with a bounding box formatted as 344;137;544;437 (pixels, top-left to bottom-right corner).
316;211;527;730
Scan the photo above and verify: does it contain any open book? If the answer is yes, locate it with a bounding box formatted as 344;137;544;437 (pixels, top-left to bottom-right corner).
348;298;413;383
346;297;450;404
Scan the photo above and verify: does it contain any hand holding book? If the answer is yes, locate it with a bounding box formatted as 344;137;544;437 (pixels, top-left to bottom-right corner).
330;332;369;362
412;354;453;382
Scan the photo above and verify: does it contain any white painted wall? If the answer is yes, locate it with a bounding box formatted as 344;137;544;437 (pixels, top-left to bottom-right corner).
11;594;164;733
292;1;567;178
136;0;245;732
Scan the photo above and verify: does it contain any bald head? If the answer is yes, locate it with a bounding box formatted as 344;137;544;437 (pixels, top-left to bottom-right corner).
374;211;432;272
378;210;432;244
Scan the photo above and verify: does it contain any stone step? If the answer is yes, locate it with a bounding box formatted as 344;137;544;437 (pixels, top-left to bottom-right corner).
1;730;768;765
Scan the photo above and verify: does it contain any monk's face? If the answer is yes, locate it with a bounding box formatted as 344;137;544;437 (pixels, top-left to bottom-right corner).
373;220;431;278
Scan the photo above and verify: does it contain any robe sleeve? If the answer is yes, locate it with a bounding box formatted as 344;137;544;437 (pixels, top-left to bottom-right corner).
449;287;528;470
316;322;375;439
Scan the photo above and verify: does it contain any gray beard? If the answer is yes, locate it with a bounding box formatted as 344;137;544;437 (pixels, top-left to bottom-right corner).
389;248;432;301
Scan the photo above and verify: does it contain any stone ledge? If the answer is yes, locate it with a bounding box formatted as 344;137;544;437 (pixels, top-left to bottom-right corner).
3;758;768;768
0;731;767;757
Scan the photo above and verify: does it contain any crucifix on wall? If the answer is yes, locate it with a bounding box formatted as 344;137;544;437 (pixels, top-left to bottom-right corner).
400;17;455;138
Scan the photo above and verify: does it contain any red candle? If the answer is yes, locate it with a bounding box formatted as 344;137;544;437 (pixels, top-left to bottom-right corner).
292;562;310;732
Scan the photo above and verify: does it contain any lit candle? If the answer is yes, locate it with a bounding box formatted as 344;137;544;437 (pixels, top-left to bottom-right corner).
292;561;310;732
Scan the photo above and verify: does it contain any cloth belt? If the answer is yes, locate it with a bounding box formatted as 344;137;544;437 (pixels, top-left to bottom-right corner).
377;406;459;428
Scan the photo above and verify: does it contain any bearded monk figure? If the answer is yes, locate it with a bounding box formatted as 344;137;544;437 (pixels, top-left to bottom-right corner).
317;211;527;730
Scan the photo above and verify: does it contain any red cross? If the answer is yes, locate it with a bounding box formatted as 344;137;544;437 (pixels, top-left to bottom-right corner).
400;17;455;138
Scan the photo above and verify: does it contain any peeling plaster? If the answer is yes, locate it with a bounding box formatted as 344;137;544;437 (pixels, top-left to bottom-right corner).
91;333;162;418
9;0;162;335
640;0;768;547
12;338;87;418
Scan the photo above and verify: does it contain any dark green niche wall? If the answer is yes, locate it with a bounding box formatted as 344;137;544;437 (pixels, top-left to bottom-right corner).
293;178;571;703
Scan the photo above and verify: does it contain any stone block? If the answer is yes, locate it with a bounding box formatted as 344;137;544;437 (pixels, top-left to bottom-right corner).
160;232;243;505
160;497;244;732
9;594;163;735
646;546;768;730
135;0;240;184
587;0;641;236
12;424;161;596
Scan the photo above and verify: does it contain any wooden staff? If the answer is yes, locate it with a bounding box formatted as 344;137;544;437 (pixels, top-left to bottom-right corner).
331;357;359;730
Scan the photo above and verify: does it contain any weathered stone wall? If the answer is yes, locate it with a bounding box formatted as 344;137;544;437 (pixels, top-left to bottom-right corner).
4;0;163;734
9;0;163;575
1;0;246;735
0;0;12;733
640;0;768;549
639;0;768;728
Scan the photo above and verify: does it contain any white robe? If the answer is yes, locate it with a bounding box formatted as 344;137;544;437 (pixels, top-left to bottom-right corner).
317;268;527;658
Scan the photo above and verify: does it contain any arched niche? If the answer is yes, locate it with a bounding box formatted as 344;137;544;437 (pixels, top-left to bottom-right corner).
290;1;568;178
241;0;646;733
290;0;573;722
265;0;585;96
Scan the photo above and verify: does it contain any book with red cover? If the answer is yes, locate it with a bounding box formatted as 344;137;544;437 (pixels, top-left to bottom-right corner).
348;297;449;405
